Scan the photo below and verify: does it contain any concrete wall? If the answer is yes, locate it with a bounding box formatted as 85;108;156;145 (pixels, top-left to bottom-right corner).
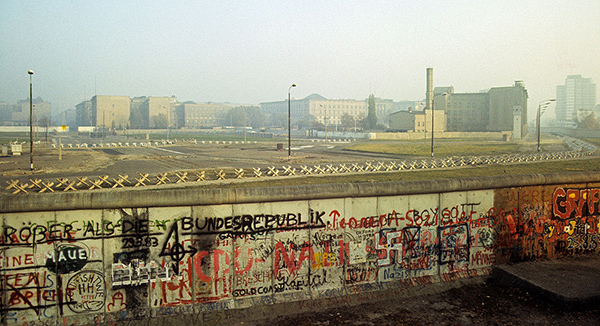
546;127;600;139
1;172;599;325
370;130;512;141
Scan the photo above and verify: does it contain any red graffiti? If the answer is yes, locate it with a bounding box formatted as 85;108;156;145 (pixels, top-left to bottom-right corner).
553;188;600;219
273;242;314;275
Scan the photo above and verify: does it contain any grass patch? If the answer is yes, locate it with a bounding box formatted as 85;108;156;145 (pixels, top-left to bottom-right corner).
0;132;42;144
344;141;520;156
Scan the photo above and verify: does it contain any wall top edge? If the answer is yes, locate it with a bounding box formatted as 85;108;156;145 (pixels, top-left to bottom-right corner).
2;171;600;213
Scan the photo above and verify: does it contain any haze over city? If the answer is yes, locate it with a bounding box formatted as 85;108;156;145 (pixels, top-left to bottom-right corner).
1;0;599;123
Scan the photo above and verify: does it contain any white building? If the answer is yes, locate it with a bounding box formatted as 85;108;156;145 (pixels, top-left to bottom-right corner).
556;75;597;128
260;94;393;130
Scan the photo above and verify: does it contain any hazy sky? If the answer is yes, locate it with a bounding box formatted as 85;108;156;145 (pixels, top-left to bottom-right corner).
1;0;599;123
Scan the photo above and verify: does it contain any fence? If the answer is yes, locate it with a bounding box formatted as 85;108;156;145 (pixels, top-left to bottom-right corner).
3;135;597;195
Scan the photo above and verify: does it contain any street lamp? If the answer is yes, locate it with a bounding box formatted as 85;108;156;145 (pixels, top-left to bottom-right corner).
243;106;247;143
431;93;447;157
166;106;170;142
320;104;327;143
288;83;296;160
537;99;556;152
28;70;34;171
431;97;434;157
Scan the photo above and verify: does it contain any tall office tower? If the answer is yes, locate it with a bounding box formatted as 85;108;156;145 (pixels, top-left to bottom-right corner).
556;75;597;128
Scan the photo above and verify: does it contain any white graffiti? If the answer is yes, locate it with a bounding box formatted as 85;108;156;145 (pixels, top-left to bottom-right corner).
111;260;177;286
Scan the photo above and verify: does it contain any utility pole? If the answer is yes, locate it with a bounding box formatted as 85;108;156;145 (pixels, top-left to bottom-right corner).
28;70;34;171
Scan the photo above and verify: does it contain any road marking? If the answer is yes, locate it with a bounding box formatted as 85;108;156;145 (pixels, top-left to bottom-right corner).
152;147;186;155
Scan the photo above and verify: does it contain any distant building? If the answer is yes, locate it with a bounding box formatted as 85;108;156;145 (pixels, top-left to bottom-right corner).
260;94;393;130
488;81;528;135
389;108;446;133
130;96;176;129
0;101;11;124
75;100;92;127
393;100;427;113
432;81;528;135
556;75;597;128
9;97;52;126
61;108;77;130
174;102;231;129
130;97;148;128
91;95;130;129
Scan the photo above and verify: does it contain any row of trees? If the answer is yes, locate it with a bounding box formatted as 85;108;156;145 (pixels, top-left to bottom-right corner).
310;113;365;132
577;112;600;129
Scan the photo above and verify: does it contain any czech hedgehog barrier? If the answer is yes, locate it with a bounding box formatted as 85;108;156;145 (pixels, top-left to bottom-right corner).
1;172;600;325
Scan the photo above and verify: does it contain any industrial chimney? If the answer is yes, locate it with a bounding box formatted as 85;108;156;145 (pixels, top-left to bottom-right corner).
425;68;433;111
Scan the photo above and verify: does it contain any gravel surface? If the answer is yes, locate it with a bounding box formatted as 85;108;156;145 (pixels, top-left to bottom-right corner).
252;278;600;326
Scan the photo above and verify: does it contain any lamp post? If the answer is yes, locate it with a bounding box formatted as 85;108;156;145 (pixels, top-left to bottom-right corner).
28;70;34;171
244;106;247;143
288;84;296;160
537;99;556;152
320;104;327;143
431;98;434;157
166;106;170;143
431;93;447;158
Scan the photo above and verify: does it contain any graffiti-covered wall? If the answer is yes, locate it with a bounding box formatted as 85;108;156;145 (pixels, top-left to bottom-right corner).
1;173;600;325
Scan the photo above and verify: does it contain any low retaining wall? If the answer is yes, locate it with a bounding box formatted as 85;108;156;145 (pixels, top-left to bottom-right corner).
369;131;512;140
1;172;600;325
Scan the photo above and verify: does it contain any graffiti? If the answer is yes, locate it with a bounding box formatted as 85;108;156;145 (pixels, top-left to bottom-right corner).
112;260;176;286
566;233;599;251
3;184;599;325
375;230;403;266
472;250;495;266
553;188;600;219
233;270;273;288
45;244;89;274
345;264;378;284
180;210;326;236
2;271;55;314
2;222;74;245
83;220;115;237
160;222;198;265
65;270;105;313
1;253;36;269
439;224;470;265
327;210;402;230
325;203;482;230
1;220;164;247
106;291;127;312
232;286;277;297
123;235;160;249
492;187;600;262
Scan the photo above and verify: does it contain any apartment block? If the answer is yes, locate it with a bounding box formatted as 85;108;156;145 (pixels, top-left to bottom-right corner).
174;102;231;129
91;95;131;129
556;75;597;128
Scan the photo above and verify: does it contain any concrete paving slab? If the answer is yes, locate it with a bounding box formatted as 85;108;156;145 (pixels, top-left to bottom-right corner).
494;254;600;310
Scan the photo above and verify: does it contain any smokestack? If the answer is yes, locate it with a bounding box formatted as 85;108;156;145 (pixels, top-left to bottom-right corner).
426;68;433;111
